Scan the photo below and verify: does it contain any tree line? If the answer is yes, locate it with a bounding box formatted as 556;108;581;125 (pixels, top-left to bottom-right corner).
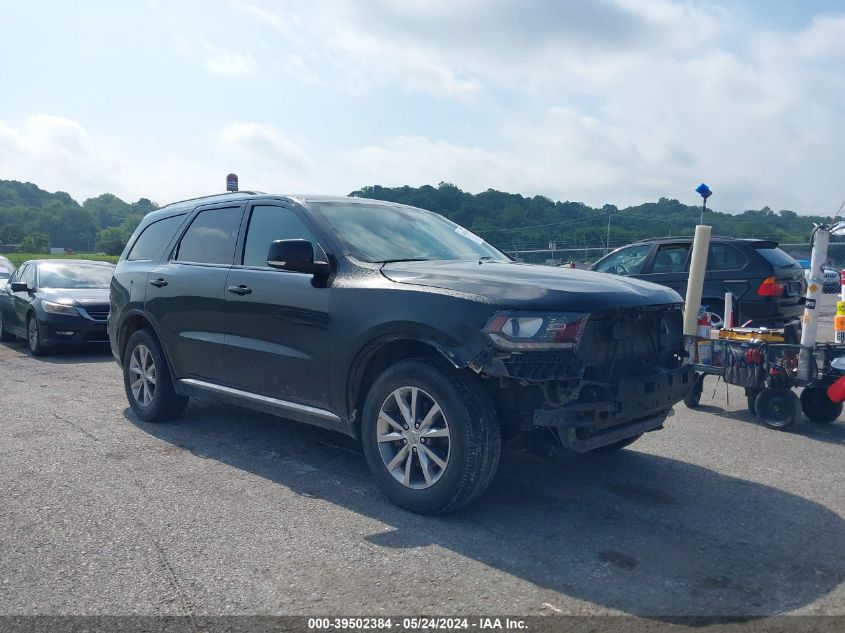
0;179;830;257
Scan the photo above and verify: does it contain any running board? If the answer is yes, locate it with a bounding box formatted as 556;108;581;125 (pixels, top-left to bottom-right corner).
178;378;352;436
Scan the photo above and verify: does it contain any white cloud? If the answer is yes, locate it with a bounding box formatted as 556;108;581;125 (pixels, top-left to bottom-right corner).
200;39;257;77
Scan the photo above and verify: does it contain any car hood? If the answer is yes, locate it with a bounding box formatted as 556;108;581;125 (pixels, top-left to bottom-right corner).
38;287;110;306
381;260;683;311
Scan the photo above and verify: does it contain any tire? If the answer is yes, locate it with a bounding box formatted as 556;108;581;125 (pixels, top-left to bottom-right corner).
123;329;189;422
26;314;47;356
684;373;704;408
0;310;15;342
755;388;799;430
746;388;760;415
361;357;501;515
800;387;842;424
590;434;643;453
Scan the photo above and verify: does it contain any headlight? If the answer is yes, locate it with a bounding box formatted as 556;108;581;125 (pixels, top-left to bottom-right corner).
483;311;589;350
41;300;79;316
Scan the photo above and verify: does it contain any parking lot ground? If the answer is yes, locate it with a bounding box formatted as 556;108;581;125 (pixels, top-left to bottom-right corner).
1;297;844;619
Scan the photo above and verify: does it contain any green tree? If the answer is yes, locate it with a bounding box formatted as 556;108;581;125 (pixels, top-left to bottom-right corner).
95;227;130;256
19;232;50;253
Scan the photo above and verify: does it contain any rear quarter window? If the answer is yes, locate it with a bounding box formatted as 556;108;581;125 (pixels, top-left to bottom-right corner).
756;247;800;269
127;214;186;261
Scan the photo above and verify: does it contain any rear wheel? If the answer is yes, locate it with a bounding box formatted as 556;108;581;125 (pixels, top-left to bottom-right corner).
0;310;15;342
361;358;501;514
755;388;798;430
123;329;188;422
27;314;46;356
800;387;842;424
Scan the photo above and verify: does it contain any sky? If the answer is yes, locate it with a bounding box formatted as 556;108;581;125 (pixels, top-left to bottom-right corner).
0;0;843;215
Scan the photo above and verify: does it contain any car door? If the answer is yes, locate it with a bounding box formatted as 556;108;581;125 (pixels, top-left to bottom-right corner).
145;203;245;384
11;264;36;333
0;265;24;333
639;243;691;295
223;202;331;408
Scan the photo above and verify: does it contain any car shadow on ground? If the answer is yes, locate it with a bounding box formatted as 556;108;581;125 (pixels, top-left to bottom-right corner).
694;403;845;446
125;400;845;619
0;340;112;364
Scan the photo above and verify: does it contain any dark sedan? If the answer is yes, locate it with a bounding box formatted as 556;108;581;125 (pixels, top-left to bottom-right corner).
0;260;114;355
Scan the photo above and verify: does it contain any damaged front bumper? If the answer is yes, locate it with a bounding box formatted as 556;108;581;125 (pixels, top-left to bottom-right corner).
532;365;693;452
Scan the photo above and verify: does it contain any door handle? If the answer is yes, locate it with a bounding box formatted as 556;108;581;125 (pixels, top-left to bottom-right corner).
149;278;168;288
227;285;252;296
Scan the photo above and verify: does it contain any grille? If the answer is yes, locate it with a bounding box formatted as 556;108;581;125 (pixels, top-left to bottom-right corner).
80;305;110;321
579;305;684;378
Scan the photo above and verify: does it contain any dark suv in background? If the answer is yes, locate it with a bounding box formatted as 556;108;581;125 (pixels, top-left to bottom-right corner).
591;237;806;327
109;193;692;514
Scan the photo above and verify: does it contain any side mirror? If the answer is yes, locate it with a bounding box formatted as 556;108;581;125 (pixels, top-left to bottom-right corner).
267;239;329;275
10;282;29;292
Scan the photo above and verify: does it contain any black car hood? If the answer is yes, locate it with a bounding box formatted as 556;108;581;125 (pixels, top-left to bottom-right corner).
381;260;682;311
38;287;110;306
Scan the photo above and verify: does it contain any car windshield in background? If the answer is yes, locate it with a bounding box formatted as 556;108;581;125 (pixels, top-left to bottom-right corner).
38;264;114;289
756;247;800;269
312;202;509;263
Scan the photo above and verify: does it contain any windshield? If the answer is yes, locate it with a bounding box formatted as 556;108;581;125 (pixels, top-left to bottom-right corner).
311;202;509;263
37;263;114;289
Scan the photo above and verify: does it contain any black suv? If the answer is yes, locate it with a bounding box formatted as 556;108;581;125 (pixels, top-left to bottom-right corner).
591;237;806;327
109;193;692;513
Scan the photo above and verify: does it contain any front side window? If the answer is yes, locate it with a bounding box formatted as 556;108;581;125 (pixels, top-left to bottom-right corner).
594;244;652;276
242;205;321;267
37;264;113;289
128;214;186;261
312;202;508;263
175;207;243;265
20;264;35;288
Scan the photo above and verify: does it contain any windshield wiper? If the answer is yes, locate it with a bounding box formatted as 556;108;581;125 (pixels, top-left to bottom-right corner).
379;258;431;264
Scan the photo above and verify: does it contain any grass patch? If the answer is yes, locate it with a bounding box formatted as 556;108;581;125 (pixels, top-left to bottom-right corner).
3;253;119;267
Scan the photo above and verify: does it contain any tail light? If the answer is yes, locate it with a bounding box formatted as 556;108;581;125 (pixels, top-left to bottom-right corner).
757;276;784;297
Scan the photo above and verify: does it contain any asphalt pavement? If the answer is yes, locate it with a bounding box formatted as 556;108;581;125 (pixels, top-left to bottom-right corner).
1;296;844;619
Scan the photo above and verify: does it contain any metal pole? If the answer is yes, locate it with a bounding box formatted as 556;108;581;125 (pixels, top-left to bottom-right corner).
606;213;611;255
700;199;707;226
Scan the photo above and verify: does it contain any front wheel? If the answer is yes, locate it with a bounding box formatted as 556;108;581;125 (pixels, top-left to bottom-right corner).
755;388;798;430
27;314;47;356
123;329;189;422
800;387;842;424
361;358;501;514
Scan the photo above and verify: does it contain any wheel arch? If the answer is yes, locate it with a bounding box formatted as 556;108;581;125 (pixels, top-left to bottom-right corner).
347;334;466;439
117;310;180;382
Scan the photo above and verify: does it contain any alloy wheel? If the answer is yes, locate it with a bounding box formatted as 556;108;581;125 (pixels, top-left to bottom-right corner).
28;318;39;351
129;344;157;407
377;386;451;489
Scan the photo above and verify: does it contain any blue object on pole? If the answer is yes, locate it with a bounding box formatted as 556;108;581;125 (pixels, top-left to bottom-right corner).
695;183;712;200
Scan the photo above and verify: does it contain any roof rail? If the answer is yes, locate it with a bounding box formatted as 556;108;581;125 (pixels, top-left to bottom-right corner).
159;190;265;210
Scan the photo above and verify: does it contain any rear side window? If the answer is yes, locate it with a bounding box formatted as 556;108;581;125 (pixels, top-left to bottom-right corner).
242;205;321;267
127;215;185;261
707;244;747;271
756;247;800;269
175;207;243;265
